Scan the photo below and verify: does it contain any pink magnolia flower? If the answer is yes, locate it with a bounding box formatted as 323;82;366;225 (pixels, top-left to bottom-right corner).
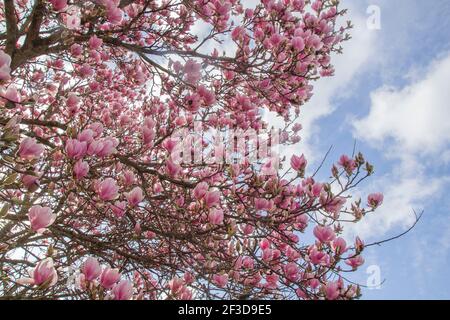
291;36;305;51
325;281;340;300
88;36;103;50
309;247;330;266
255;198;269;211
242;256;255;269
142;126;155;146
345;256;365;270
307;34;323;51
111;200;127;218
284;262;299;282
183;59;201;84
262;249;274;262
22;174;40;192
180;287;193;300
162;138;178;153
208;208;224;225
231;26;245;41
168;277;184;294
166;158;181;177
100;267;121;289
73;160;89;180
87;140;103;156
107;6;124;25
260;238;270;250
28;205;56;233
65;139;87;159
212;274;228;288
332;237;348;254
97;178;119;201
67;92;80;110
313;225;336;243
79;64;94;78
112;280;133;300
65;9;81;30
2;85;21;103
355;236;365;252
193;182;209;200
197;85;216;106
126;187;144;207
96;137;118;158
70;44;83;56
77;129;95;144
204;191;220;207
82;257;102;281
49;0;67;11
269;33;283;47
265;273;279;289
122;170;136;186
290;154;307;173
0;50;11;81
338;154;357;174
18;138;44;161
18;258;58;288
368;193;384;208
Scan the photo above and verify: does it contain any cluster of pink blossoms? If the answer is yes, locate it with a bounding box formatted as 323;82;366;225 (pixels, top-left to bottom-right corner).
0;0;385;300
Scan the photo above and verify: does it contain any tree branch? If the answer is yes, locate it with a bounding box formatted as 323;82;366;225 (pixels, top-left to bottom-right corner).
4;0;19;56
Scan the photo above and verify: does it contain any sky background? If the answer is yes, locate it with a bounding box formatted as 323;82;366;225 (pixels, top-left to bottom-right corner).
296;0;450;299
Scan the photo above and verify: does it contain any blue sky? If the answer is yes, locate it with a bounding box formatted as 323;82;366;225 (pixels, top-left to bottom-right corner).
300;0;450;299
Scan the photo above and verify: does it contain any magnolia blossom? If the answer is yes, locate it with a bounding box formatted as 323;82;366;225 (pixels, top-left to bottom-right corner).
208;208;224;225
107;6;124;25
325;281;340;300
193;182;209;200
204;191;220;207
82;257;102;281
0;50;11;81
73;160;89;180
165;158;181;177
88;36;103;50
28;205;56;233
100;267;121;289
168;277;184;295
126;187;144;207
22;174;40;192
111;201;127;218
18;138;44;161
112;280;133;300
338;155;357;174
212;274;228;288
313;225;336;243
18;258;58;288
255;198;269;211
284;262;299;282
345;256;365;270
183;60;202;84
309;247;330;266
332;237;348;254
49;0;67;11
368;193;384;208
97;178;119;201
290;154;307;173
65;139;87;159
1;85;21;103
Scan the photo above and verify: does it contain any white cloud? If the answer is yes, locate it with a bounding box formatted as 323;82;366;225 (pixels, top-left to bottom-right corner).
347;52;450;240
353;52;450;155
345;167;447;240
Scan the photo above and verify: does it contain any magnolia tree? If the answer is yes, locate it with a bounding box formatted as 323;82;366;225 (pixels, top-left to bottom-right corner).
0;0;386;300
